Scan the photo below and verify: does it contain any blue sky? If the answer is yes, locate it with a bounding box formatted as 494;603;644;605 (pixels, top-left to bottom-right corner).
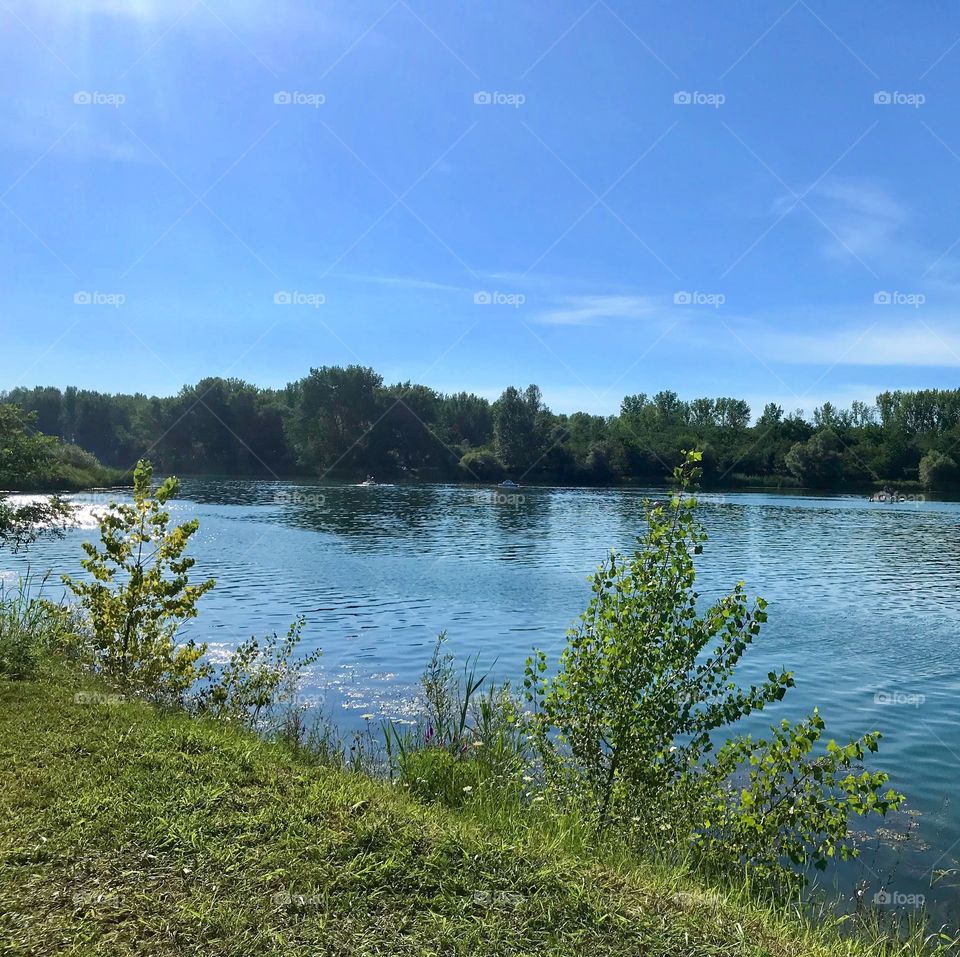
2;0;960;417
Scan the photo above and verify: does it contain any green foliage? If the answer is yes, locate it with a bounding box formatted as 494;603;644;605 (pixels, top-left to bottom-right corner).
785;429;846;486
383;634;527;807
0;402;121;495
54;442;102;472
63;460;214;699
11;373;960;488
492;385;550;472
0;574;75;680
700;711;900;875
0;403;57;485
525;451;902;880
0;495;76;551
286;365;386;471
193;616;321;731
458;448;503;481
919;450;958;489
0;403;81;548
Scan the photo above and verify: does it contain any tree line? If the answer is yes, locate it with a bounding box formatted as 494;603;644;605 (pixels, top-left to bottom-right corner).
4;368;960;489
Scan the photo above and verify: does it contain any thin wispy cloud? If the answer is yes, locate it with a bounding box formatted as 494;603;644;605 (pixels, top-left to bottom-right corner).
814;179;907;260
535;294;662;326
338;273;470;294
761;323;960;367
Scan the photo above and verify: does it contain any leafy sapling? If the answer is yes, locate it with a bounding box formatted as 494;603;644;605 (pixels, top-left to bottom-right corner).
63;460;214;699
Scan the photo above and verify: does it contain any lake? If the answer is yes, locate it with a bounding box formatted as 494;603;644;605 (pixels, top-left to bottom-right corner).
4;479;958;925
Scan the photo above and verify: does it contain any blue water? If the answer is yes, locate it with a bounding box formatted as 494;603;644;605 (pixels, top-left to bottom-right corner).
4;480;959;924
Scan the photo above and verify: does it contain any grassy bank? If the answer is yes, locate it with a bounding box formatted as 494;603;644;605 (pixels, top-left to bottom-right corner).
0;667;944;957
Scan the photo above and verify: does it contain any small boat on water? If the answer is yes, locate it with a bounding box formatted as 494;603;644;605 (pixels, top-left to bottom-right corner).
360;474;377;487
499;479;518;488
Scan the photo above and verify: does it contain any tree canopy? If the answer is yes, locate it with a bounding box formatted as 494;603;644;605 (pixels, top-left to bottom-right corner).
5;374;960;490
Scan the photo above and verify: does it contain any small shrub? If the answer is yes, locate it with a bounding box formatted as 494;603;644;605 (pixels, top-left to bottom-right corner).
525;450;902;882
383;634;527;807
62;460;214;700
55;443;101;472
193;616;320;732
0;573;76;680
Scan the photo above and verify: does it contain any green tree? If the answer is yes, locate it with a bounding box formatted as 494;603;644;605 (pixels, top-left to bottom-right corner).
437;392;493;449
0;404;76;548
525;452;901;879
492;385;550;472
286;366;384;472
526;452;791;832
784;429;846;487
919;449;958;489
378;382;444;471
63;460;214;698
459;448;503;480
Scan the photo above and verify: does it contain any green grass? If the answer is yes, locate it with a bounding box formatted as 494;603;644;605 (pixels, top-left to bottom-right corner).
0;668;948;957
